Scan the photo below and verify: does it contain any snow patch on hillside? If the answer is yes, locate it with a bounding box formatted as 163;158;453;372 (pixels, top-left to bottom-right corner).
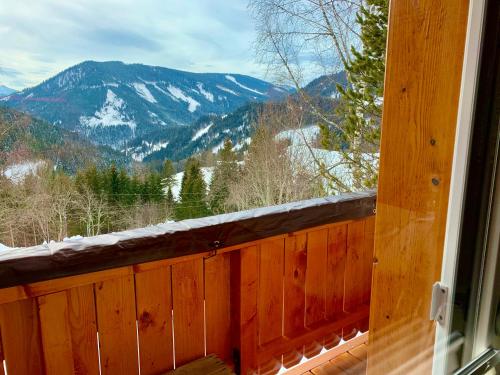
192;122;213;141
216;85;239;96
167;85;200;112
196;83;214;102
233;137;251;151
132;83;157;103
131;140;169;162
276;125;321;146
212;142;225;154
3;160;45;183
276;125;379;192
79;90;136;130
225;75;266;96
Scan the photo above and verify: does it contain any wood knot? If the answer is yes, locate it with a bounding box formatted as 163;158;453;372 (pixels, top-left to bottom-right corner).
139;311;154;329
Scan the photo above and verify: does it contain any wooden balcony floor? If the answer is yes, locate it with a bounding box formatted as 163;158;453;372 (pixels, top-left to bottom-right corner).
301;343;367;375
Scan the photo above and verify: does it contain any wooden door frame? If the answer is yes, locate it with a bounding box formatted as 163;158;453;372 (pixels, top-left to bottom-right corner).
367;0;471;374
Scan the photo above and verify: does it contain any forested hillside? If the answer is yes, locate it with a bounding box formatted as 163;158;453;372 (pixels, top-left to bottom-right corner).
0;106;128;174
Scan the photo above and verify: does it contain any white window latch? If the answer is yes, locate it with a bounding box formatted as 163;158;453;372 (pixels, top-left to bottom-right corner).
430;282;449;326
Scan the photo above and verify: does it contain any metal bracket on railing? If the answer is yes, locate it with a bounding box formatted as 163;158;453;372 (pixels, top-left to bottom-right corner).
430;282;449;326
206;240;224;258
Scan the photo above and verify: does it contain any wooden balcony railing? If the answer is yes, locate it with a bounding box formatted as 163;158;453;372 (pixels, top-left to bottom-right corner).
0;191;375;375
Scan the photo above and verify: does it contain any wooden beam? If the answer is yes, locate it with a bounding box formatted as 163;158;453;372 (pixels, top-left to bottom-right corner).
367;0;470;374
0;192;375;289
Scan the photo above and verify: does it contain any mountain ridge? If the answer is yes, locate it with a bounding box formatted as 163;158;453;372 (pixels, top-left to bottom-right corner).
1;61;293;149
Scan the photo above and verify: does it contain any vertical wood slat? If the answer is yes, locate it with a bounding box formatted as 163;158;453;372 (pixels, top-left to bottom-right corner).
135;266;173;375
205;253;232;361
360;216;375;332
38;285;99;375
362;216;375;305
257;239;285;374
67;285;100;375
0;298;43;375
282;234;307;368
234;246;259;375
258;239;284;346
343;220;366;340
304;229;328;358
38;291;74;374
95;275;139;375
325;224;348;348
172;258;205;366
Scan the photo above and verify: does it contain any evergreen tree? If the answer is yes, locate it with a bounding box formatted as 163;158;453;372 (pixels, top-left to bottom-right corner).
176;158;209;219
209;139;238;214
320;0;388;190
146;171;164;203
105;164;120;203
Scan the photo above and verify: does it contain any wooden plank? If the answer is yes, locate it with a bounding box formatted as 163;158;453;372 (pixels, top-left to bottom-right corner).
325;224;348;348
326;224;348;318
305;229;328;326
361;216;375;305
133;252;209;273
135;266;174;374
67;285;100;375
284;234;307;337
284;333;368;375
232;246;259;375
258;239;284;346
258;306;369;365
345;220;365;312
205;253;232;361
0;266;132;305
311;363;346;375
282;234;307;367
38;286;99;375
343;220;365;340
258;239;284;373
360;217;375;332
166;354;235;375
38;291;77;374
348;344;367;361
367;0;469;372
0;299;43;375
172;258;205;366
304;229;328;357
333;353;362;372
95;275;139;375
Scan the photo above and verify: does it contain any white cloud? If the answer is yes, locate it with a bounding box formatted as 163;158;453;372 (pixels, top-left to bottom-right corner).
0;0;266;90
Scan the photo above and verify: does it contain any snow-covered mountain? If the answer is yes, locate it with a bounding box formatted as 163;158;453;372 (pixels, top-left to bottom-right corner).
0;85;16;97
1;61;293;149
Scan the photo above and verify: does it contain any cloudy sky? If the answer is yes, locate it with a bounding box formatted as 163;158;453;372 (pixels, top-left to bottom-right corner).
0;0;269;90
